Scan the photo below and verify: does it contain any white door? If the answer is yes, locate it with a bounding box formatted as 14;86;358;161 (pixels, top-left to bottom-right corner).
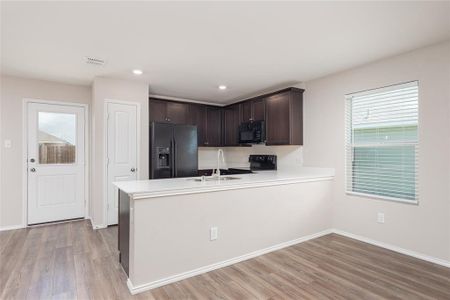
27;103;85;224
107;102;138;225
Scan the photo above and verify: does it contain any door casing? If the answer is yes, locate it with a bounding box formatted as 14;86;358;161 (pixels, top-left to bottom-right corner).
22;99;89;227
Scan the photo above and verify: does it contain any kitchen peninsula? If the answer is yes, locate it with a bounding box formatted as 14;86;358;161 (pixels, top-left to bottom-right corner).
114;167;334;295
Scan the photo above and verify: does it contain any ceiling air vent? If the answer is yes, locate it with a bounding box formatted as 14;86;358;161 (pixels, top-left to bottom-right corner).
85;56;106;66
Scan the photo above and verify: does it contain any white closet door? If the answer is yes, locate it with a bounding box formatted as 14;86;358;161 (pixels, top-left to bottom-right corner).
107;102;138;225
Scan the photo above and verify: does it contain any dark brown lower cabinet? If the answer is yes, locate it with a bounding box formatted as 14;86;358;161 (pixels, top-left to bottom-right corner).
118;190;130;276
223;104;240;146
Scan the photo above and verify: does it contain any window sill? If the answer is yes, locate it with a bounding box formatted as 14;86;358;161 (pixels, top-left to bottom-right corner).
346;191;419;205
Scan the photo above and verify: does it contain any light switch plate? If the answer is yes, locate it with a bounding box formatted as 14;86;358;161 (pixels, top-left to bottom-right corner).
210;227;218;241
377;212;385;224
4;139;11;148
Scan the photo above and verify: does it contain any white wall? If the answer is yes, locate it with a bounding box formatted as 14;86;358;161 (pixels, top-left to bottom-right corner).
198;145;303;170
130;179;333;289
0;75;149;229
0;75;91;228
90;77;149;227
303;41;450;261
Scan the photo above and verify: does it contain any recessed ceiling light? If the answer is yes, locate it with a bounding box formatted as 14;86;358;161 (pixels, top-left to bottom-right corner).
218;85;227;90
133;69;143;75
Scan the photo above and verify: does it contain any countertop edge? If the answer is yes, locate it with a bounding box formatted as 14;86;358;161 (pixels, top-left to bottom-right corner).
129;176;334;200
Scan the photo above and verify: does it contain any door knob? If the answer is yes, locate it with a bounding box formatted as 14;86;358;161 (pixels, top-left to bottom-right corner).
131;168;136;172
30;168;36;172
30;158;35;163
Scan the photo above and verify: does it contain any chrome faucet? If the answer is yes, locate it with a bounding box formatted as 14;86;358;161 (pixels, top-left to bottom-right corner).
213;149;225;178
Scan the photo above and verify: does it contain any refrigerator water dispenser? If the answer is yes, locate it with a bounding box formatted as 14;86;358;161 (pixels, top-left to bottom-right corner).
157;147;171;168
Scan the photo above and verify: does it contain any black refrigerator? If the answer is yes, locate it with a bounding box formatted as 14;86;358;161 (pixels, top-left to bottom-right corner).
150;122;198;179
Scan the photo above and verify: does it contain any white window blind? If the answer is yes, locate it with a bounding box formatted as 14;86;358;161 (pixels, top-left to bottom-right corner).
345;81;418;203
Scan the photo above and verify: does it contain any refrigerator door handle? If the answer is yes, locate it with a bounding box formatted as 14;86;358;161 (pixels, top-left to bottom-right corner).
170;139;174;178
173;139;177;177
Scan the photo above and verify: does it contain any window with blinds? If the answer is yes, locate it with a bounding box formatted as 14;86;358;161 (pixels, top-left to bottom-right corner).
345;81;419;203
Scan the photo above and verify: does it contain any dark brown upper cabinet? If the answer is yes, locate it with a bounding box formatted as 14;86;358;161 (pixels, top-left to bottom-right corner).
205;106;222;147
265;88;303;145
149;98;188;124
166;102;188;124
148;99;167;123
240;98;265;122
187;104;222;147
223;104;241;146
150;86;303;147
187;104;207;146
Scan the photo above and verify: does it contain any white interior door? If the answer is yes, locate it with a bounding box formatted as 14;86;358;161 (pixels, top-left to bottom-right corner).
107;102;138;225
27;102;85;224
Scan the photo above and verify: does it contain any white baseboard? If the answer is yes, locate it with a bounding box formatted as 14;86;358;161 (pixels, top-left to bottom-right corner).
127;229;333;295
127;227;450;295
92;223;108;230
88;216;108;230
0;224;25;232
1;219;106;231
332;229;450;268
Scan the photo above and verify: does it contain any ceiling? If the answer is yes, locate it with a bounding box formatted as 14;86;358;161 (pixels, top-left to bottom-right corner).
1;1;449;104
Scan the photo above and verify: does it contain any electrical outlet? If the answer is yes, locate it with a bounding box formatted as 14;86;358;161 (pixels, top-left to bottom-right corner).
377;213;385;224
210;227;218;241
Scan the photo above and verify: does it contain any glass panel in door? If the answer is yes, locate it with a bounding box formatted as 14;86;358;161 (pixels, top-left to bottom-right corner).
38;112;76;164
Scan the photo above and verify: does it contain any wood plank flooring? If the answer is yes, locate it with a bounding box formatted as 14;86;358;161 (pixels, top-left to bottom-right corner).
1;220;449;299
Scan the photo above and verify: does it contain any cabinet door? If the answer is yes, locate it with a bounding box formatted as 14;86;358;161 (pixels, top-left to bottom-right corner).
240;99;265;122
252;98;265;121
206;106;222;147
188;104;207;146
166;102;188;124
149;99;167;123
241;101;252;122
223;104;240;146
265;91;290;145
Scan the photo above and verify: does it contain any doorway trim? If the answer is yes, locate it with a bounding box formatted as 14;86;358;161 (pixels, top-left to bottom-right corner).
22;98;89;227
103;99;141;228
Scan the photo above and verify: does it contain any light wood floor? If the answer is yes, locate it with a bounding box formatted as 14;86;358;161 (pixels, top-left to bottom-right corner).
1;220;449;299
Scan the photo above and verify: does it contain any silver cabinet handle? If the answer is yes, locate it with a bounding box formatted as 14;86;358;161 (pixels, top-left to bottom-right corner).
131;168;136;172
30;168;36;172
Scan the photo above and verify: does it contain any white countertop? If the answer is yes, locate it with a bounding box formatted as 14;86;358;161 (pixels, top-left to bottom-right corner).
114;167;334;199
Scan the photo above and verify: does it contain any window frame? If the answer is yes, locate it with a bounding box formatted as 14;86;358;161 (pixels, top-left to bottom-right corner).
345;81;419;205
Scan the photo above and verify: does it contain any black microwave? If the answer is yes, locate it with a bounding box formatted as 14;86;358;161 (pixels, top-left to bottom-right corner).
239;120;265;144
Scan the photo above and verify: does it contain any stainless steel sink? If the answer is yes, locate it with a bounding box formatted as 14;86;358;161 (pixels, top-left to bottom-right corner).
188;176;242;182
217;176;241;181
